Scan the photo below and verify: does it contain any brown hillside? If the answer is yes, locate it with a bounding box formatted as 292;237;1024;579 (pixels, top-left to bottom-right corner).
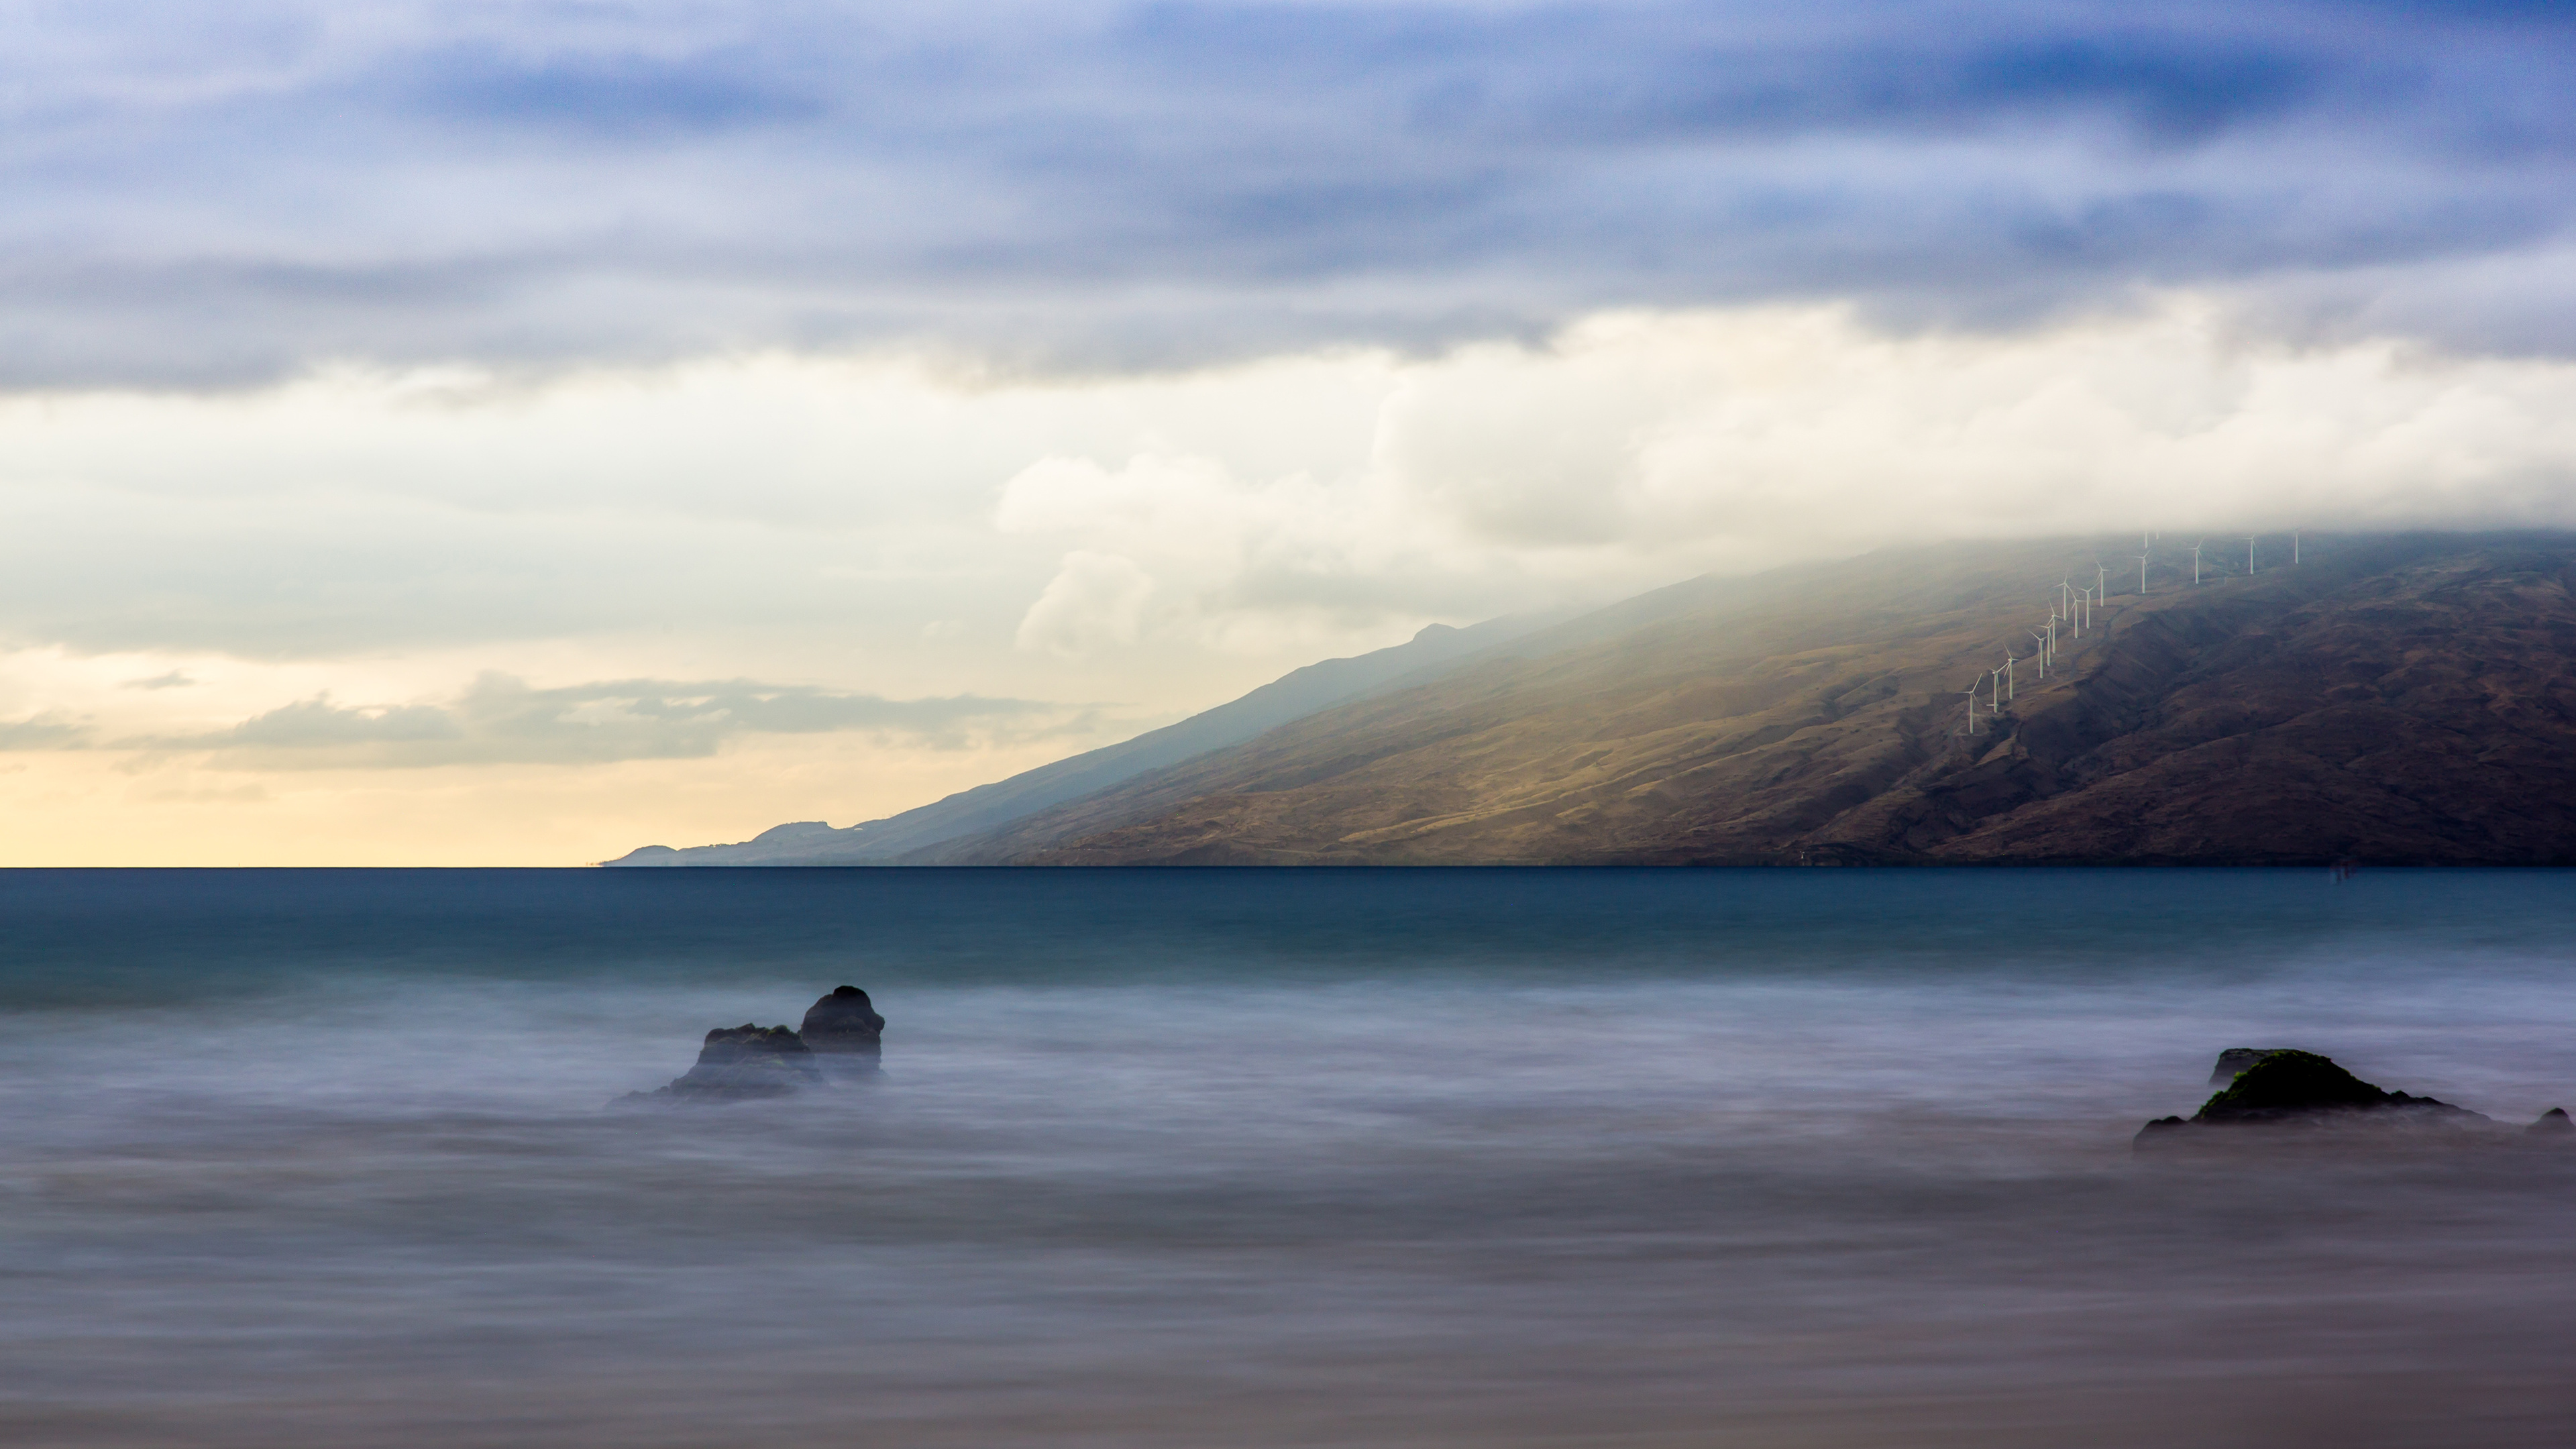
924;534;2576;865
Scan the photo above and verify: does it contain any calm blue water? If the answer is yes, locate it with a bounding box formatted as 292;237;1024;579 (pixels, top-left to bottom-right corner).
3;868;2574;1446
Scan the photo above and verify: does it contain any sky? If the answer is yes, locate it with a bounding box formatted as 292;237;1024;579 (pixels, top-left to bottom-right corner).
3;0;2574;865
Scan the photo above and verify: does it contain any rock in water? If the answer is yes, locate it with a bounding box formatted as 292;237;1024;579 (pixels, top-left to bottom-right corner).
800;986;885;1067
625;1024;824;1104
2208;1046;2294;1085
2194;1050;2464;1122
2137;1049;2489;1148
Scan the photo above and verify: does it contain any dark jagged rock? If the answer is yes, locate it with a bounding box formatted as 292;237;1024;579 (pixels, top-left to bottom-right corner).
2137;1050;2492;1148
2209;1046;2294;1085
2528;1108;2574;1135
799;985;885;1069
2194;1050;2472;1122
622;1023;824;1105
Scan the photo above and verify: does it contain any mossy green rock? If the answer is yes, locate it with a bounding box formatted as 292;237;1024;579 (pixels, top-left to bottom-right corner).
2137;1049;2488;1147
2209;1046;2292;1084
2196;1050;2423;1121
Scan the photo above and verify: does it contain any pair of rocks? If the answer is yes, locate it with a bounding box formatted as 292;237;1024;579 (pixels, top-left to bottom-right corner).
2138;1046;2572;1148
621;985;885;1105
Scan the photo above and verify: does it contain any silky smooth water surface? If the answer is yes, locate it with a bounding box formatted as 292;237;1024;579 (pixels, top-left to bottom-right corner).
3;867;2574;1447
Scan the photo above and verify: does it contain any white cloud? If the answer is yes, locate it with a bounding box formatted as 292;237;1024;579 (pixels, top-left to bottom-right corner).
13;297;2576;686
1370;304;2576;557
985;300;2576;659
1014;551;1157;659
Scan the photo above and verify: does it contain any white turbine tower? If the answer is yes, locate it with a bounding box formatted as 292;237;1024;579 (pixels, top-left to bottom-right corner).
2245;535;2259;574
2292;530;2300;565
2190;541;2204;585
2031;629;2049;678
2135;554;2149;596
1960;682;1980;735
2004;649;2017;700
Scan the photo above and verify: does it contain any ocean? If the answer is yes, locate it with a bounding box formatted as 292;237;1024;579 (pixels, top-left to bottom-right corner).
3;867;2573;1447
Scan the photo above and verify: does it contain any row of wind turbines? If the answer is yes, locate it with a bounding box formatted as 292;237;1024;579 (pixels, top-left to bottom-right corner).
1958;531;2302;737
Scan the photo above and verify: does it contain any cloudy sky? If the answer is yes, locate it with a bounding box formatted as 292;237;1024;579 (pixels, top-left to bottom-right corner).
5;0;2573;864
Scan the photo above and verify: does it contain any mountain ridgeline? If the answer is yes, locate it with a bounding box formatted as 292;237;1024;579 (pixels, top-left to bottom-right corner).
610;533;2576;867
606;606;1567;865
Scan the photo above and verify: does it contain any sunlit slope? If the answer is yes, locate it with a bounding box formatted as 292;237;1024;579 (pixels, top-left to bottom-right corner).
921;534;2576;865
603;608;1560;865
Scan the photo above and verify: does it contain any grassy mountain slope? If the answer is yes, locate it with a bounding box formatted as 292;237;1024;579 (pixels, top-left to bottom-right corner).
918;533;2576;865
602;609;1562;865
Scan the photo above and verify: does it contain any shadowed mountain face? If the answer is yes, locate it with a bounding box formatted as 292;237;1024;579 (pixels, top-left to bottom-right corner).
920;533;2576;865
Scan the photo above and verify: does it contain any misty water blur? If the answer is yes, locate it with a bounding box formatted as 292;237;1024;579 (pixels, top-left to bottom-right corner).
4;867;2575;1447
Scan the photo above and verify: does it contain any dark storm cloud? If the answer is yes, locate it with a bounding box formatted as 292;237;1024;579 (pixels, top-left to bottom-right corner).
128;675;1059;767
2;0;2570;384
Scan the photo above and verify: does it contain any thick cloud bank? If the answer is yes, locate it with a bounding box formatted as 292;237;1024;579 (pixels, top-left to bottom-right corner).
5;0;2572;384
7;301;2575;678
991;302;2576;657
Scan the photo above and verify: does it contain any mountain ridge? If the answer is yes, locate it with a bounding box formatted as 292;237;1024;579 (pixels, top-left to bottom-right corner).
911;532;2576;866
603;606;1568;865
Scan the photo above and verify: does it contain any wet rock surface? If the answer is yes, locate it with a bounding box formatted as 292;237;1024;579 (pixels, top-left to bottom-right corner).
622;1023;825;1105
2194;1049;2473;1123
616;987;889;1105
800;985;885;1063
2136;1049;2572;1149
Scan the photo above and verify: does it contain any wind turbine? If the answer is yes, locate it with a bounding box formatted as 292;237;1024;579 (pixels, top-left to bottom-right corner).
2292;530;2300;565
2003;649;2017;700
1992;666;2004;715
2190;541;2204;585
2030;629;2049;678
2135;554;2149;596
1960;682;1980;735
2245;535;2259;574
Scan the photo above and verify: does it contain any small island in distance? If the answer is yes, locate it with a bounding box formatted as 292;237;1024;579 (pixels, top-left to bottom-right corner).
609;529;2576;868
